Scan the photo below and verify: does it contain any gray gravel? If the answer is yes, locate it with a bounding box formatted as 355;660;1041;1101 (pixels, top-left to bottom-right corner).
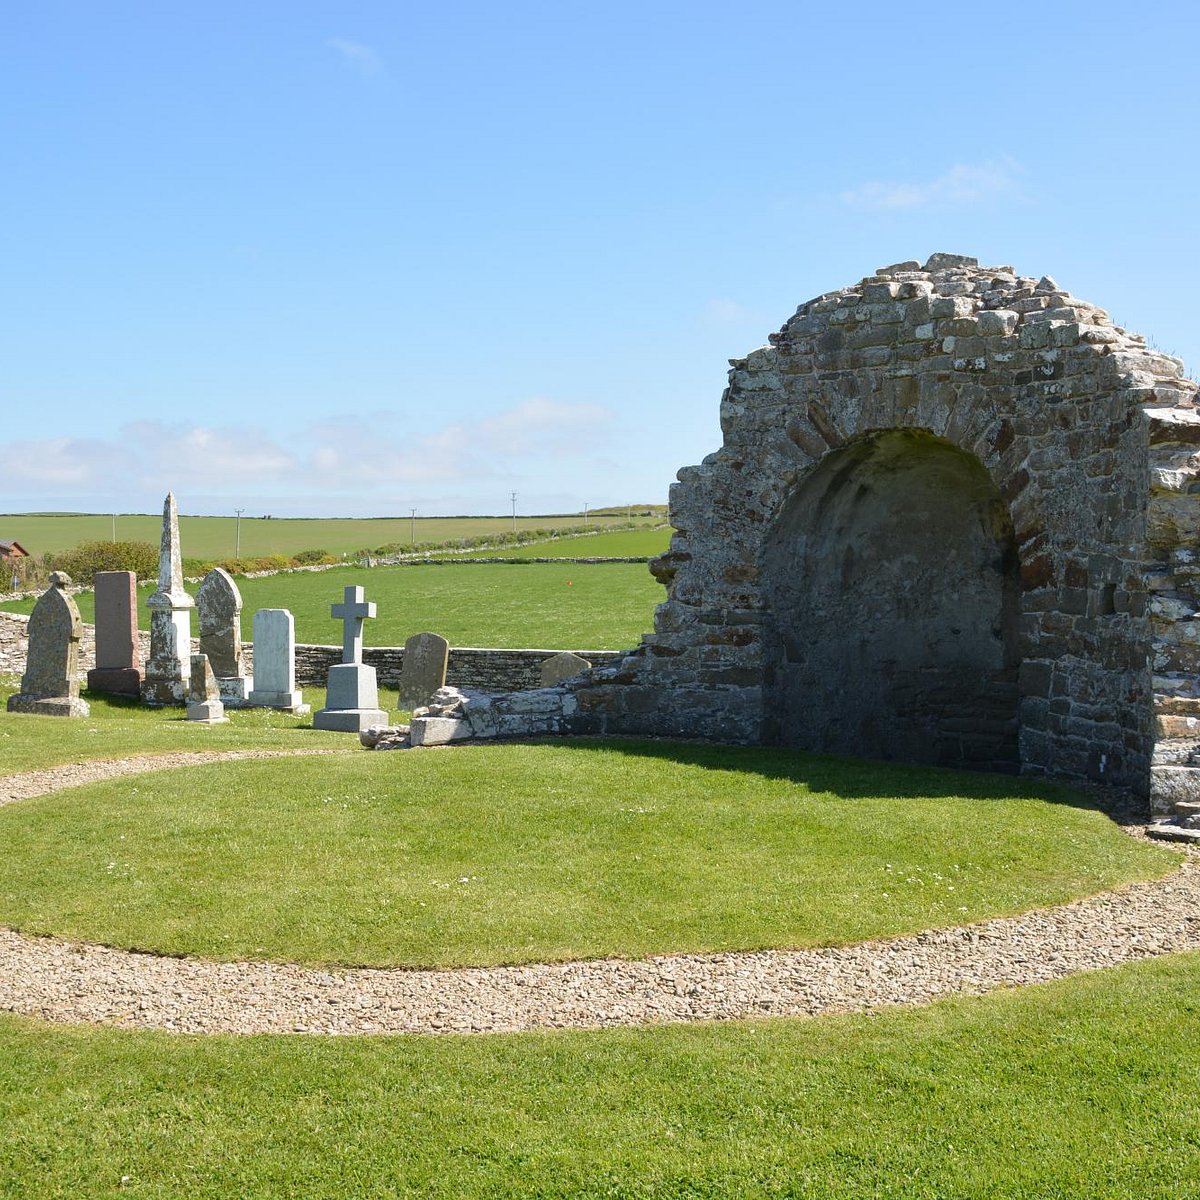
1;754;1196;1036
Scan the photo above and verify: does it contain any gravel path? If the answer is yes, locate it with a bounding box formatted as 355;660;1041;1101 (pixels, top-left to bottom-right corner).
0;750;343;809
0;754;1196;1036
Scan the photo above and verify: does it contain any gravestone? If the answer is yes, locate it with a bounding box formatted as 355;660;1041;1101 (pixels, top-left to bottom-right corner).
246;608;308;712
186;653;228;724
397;632;450;711
141;492;195;706
197;567;252;705
313;585;387;732
7;572;90;716
540;651;591;687
87;570;141;697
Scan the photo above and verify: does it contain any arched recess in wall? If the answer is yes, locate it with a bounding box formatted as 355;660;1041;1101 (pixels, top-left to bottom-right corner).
761;428;1021;771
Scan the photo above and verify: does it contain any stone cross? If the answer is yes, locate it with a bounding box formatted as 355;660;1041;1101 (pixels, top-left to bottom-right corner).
331;586;376;665
313;585;386;732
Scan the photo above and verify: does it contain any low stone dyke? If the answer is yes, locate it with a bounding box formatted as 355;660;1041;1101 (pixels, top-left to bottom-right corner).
293;643;623;693
0;613;622;696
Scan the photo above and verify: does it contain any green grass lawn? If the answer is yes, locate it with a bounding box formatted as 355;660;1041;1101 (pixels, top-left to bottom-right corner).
0;736;1173;968
0;684;355;774
0;512;663;559
2;561;662;649
0;683;1190;1197
3;953;1200;1198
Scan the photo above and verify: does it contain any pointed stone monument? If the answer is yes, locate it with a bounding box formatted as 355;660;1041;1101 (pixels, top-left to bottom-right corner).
87;570;142;697
7;572;90;716
539;651;591;687
313;585;387;732
198;567;252;706
246;608;309;713
141;492;195;706
186;653;228;724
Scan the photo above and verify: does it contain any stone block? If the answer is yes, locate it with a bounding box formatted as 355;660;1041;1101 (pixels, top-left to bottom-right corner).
324;661;381;711
409;716;472;746
313;705;388;733
85;666;142;698
186;698;229;724
313;662;387;733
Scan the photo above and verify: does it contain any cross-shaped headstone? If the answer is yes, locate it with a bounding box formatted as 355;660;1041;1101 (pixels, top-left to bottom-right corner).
331;585;376;664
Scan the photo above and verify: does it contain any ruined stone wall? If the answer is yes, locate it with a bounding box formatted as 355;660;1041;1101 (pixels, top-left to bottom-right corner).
557;254;1200;797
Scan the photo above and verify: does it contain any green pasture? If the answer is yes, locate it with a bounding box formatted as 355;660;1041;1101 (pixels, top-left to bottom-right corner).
441;526;671;558
5;954;1200;1198
1;561;663;649
0;512;663;559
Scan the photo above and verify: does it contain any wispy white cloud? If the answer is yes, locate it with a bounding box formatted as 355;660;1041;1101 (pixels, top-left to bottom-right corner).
1;399;615;503
328;38;383;76
840;158;1024;211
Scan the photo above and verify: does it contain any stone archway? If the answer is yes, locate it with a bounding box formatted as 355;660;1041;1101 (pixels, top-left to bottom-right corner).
540;253;1200;804
761;428;1020;770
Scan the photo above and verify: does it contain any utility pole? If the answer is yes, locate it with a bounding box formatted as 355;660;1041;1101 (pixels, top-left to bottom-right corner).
510;491;518;534
583;502;589;527
410;508;417;544
234;508;244;559
111;513;117;541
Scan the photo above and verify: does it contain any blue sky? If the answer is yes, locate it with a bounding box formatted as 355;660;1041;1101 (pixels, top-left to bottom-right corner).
3;1;1197;517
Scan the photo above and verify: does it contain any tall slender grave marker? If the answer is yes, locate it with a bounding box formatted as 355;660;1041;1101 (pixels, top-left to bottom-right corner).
142;492;195;705
313;585;387;732
87;570;142;697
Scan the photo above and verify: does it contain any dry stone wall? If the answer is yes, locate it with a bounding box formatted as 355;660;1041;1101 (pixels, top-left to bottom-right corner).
293;644;621;693
0;615;620;700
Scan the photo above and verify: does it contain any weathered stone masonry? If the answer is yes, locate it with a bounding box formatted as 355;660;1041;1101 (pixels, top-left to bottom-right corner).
448;254;1200;807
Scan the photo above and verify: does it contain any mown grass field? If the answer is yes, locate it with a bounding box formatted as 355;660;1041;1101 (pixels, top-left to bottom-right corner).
0;736;1170;968
2;561;663;649
5;954;1200;1198
0;686;1193;1196
0;512;664;559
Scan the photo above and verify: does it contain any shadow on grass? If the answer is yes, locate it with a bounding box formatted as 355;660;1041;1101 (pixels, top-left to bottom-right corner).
531;735;1150;826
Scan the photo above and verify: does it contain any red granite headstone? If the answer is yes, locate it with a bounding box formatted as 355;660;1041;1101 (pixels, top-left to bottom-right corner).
86;570;142;696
